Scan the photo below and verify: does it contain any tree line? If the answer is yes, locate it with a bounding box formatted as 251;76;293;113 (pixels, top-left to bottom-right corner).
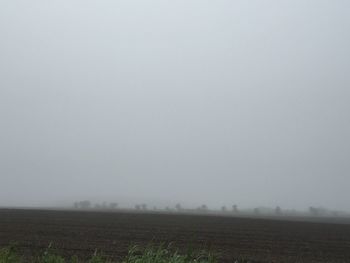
72;201;339;217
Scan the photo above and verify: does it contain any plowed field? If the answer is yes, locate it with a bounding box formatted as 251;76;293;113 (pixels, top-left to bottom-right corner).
1;209;350;262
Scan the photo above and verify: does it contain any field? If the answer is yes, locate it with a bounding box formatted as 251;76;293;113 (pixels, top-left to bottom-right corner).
0;209;350;262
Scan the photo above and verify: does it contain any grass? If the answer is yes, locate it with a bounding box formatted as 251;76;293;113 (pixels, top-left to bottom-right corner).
0;246;22;263
0;244;218;263
122;245;217;263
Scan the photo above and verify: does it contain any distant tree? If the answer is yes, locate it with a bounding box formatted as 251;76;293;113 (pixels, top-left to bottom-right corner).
109;202;118;209
331;211;339;217
309;206;319;216
275;206;282;215
165;206;171;211
79;200;91;209
232;205;238;213
141;204;147;210
135;204;141;210
73;202;79;209
253;208;260;215
175;203;182;211
200;204;208;211
221;206;227;212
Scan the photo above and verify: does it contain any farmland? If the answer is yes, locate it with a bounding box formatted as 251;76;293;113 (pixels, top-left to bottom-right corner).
0;209;350;262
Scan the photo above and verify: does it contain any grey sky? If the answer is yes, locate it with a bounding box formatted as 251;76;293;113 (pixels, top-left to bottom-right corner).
1;0;349;210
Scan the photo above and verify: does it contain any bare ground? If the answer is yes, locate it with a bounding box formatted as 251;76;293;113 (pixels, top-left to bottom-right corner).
0;209;350;262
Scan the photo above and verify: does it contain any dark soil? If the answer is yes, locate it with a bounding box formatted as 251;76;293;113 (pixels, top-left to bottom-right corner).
0;209;350;262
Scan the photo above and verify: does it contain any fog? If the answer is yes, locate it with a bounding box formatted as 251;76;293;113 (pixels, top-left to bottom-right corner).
1;0;349;211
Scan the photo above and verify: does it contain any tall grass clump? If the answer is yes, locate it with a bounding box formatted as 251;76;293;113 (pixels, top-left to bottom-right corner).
37;243;66;263
0;246;22;263
123;245;217;263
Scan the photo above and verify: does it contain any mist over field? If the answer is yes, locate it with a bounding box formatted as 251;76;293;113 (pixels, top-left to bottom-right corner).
0;0;349;211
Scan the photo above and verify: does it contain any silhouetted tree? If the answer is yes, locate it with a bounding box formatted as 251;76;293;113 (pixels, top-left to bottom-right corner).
175;203;182;211
109;202;118;209
79;200;91;209
275;206;282;215
331;211;339;217
232;205;238;213
309;206;319;216
199;204;208;212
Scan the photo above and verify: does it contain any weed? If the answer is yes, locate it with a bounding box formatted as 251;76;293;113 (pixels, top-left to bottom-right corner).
0;244;218;263
0;245;22;263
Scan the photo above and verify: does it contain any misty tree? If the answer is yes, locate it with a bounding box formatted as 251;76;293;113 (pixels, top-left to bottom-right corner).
331;211;339;217
198;204;208;212
141;204;147;210
73;202;79;209
135;204;141;210
253;208;260;215
221;206;227;212
275;206;282;215
175;203;182;211
79;200;91;209
232;204;238;213
109;202;118;209
309;206;319;216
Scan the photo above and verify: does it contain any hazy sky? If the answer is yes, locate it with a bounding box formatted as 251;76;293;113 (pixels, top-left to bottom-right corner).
1;0;349;211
